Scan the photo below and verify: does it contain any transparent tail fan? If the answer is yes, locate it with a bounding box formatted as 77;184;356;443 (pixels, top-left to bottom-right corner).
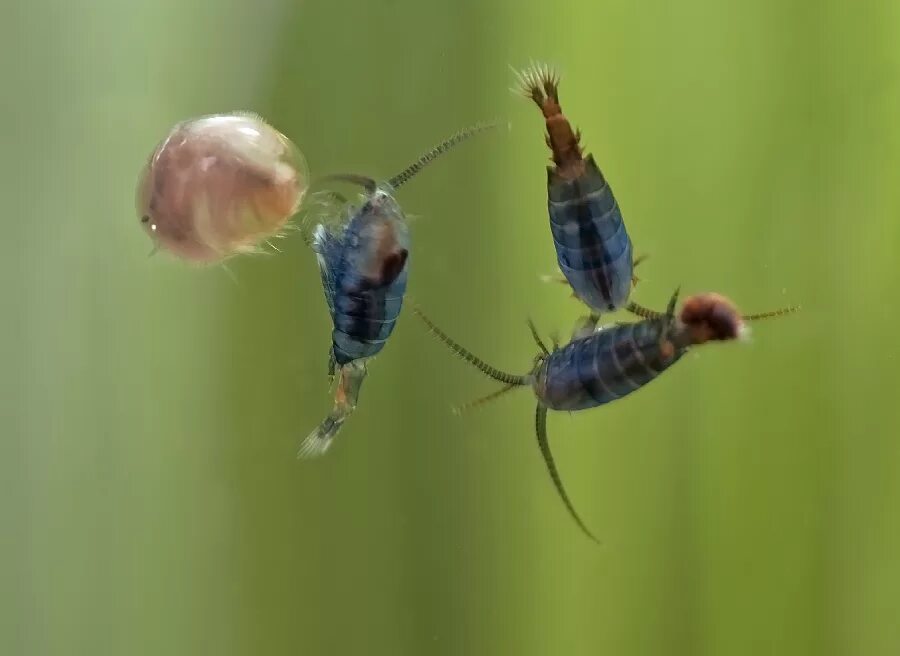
298;360;368;459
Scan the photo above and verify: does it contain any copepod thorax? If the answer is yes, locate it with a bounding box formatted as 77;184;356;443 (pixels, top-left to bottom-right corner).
136;112;309;263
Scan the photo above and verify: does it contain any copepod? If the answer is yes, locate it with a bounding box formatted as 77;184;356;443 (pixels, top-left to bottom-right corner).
136;112;308;263
415;291;763;542
298;122;496;458
514;62;637;323
514;63;800;332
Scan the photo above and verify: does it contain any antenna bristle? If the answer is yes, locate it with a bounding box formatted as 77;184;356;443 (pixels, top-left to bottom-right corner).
387;121;499;190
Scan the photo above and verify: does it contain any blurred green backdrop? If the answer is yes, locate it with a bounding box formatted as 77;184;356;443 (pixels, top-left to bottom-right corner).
4;0;900;654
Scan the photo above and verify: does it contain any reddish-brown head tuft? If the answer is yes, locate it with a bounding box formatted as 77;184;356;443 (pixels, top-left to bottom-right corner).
679;293;744;345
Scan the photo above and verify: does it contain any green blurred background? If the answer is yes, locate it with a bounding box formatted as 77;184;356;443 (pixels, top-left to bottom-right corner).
4;0;900;654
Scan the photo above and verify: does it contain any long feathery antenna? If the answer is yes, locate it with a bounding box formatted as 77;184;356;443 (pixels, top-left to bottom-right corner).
626;300;801;322
412;305;530;387
452;383;521;416
535;404;599;544
387;121;499;190
625;301;659;320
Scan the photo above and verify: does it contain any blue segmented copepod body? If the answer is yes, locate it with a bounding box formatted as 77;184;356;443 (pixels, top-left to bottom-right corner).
532;292;743;412
546;156;633;313
515;64;800;329
299;122;496;458
414;291;747;542
313;187;411;368
515;63;635;315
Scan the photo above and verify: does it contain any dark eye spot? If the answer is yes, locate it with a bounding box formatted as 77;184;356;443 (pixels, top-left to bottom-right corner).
141;215;150;224
377;249;408;285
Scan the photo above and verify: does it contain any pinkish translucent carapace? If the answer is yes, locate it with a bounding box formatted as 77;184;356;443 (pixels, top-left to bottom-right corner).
136;112;308;263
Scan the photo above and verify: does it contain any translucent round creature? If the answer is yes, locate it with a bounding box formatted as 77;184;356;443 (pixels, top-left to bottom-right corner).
136;112;309;263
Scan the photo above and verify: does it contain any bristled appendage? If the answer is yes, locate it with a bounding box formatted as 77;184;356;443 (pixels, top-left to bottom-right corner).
298;361;368;458
626;300;801;323
412;305;530;387
512;61;584;175
535;404;600;544
387;121;499;190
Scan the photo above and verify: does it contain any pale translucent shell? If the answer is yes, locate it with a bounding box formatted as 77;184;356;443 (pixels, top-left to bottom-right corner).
136;112;309;263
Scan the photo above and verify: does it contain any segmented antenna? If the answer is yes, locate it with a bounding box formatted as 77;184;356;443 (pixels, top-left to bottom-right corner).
666;287;681;319
452;383;520;416
298;361;367;459
387;121;499;190
625;301;658;320
315;173;377;193
511;61;561;106
741;305;801;321
412;305;530;387
527;318;551;356
535;404;600;544
627;301;801;322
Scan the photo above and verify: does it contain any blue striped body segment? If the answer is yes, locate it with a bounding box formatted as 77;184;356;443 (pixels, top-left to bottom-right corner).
313;187;410;367
534;318;683;412
547;154;634;313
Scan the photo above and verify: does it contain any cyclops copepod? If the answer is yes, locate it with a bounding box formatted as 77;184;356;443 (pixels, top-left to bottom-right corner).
515;64;800;330
299;122;497;458
414;291;750;542
514;63;637;318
